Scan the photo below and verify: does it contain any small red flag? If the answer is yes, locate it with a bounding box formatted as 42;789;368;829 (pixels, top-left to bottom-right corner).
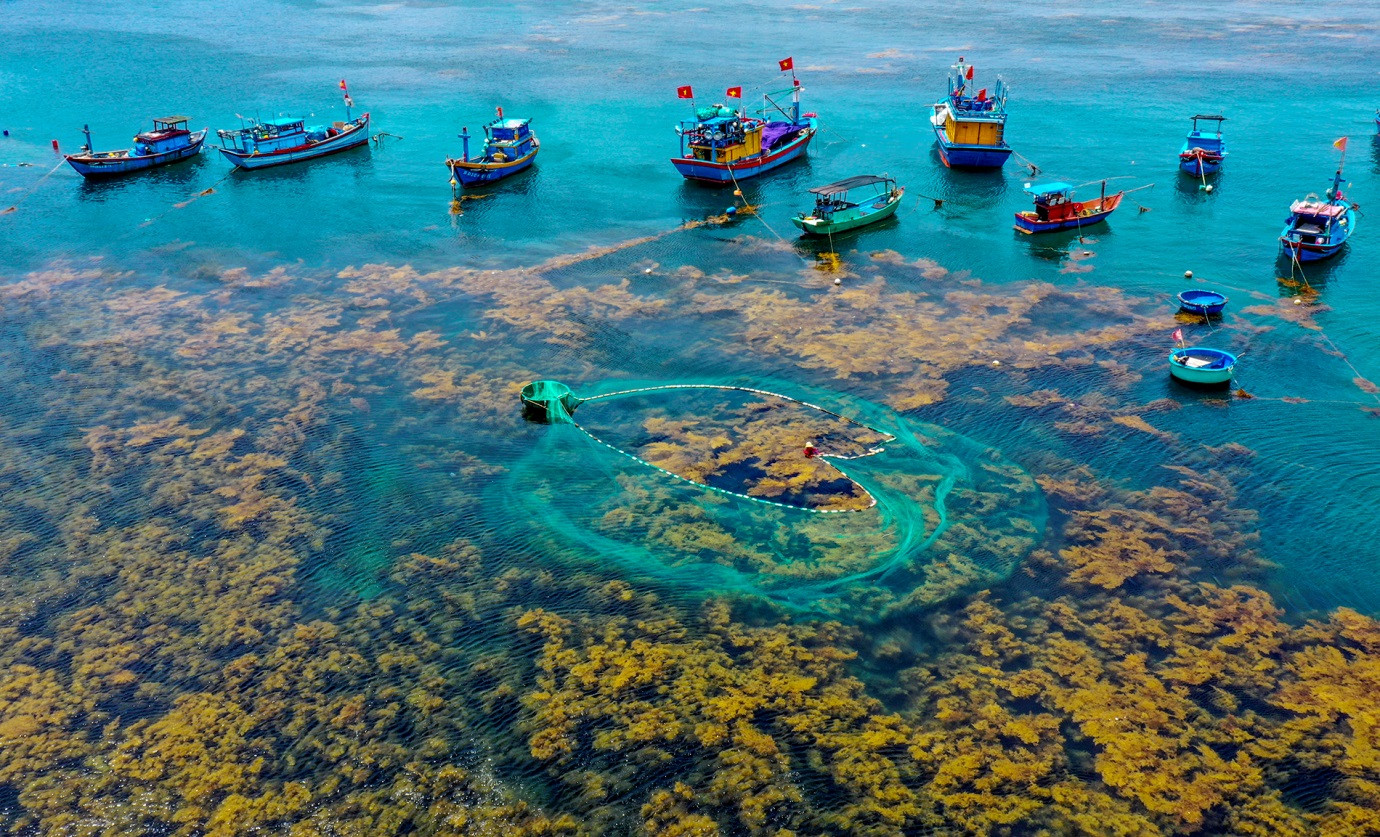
726;86;742;99
779;56;794;72
1334;136;1349;152
976;88;987;101
677;85;694;99
965;65;974;81
339;79;348;91
1172;328;1184;343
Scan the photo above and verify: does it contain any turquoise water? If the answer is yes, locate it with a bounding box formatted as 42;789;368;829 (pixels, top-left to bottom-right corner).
5;0;1376;605
3;0;1380;830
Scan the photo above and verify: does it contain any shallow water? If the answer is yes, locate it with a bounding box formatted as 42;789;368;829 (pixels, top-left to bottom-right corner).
2;0;1380;833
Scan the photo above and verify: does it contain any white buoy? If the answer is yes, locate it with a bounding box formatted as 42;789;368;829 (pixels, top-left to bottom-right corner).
992;360;1001;366
644;268;652;274
1184;270;1193;279
1205;185;1213;193
1293;298;1302;305
833;277;842;286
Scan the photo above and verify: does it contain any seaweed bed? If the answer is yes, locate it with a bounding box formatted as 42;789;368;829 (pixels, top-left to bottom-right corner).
1;231;1378;835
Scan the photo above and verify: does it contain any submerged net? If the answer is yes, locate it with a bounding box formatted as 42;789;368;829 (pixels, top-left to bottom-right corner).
503;378;1045;618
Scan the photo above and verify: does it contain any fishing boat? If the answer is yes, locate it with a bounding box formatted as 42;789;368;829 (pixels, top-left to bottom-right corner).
1168;347;1237;386
1179;114;1226;176
1013;181;1124;234
446;110;539;186
1176;289;1228;317
791;175;904;236
670;74;816;184
216;113;370;170
64;117;206;178
929;57;1012;169
1279;152;1356;262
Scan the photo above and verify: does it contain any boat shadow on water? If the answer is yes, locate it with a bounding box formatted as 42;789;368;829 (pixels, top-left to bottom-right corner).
791;212;901;253
1274;243;1351;294
1172;169;1224;204
75;154;208;202
226;145;374;185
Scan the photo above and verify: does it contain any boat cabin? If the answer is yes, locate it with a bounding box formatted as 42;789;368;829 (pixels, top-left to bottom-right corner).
218;117;311;154
133;117;193;154
1286;201;1348;244
941;65;1008;146
479;117;536;161
1026;182;1075;221
679;111;764;164
808;175;896;218
1184;114;1225;153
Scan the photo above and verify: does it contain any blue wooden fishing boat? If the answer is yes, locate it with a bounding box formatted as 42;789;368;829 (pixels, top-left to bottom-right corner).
1279;163;1355;263
1013;181;1124;234
929;57;1012;169
1179;114;1226;176
64;117;206;178
791;175;904;236
671;79;816;184
1169;347;1237;386
1176;289;1228;316
216;113;370;170
446;110;539;186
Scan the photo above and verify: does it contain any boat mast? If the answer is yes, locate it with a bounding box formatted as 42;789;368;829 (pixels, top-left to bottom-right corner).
1329;137;1347;203
459;127;470;162
81;124;92;153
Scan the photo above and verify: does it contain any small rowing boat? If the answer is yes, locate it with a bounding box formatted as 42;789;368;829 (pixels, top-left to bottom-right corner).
446;109;539;186
791;175;903;236
65;117;206;178
1013;180;1123;234
1176;289;1228;317
1179;114;1226;177
1279;139;1356;263
1169;347;1236;386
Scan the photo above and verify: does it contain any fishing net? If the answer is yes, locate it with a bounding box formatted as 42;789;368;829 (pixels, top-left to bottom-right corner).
503;378;1045;618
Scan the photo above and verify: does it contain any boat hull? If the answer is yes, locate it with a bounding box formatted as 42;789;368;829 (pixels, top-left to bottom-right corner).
448;141;539;186
1168;348;1236;386
219;118;370;170
932;124;1011;169
1176;290;1228;316
671;126;815;183
1013;197;1122;234
1279;237;1349;263
792;191;903;236
1179;156;1222;176
1278;207;1355;262
65;131;207;178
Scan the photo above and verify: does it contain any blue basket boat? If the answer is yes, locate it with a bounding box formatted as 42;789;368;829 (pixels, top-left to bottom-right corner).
216;113;370;170
929;57;1012;170
1179;114;1226;176
446;111;539;186
1176;289;1228;316
1168;347;1237;386
64;118;206;178
670;76;816;184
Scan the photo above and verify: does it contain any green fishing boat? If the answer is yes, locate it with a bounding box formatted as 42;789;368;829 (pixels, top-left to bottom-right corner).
791;175;904;236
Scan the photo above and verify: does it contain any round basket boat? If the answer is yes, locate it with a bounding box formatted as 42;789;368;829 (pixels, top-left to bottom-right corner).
1168;347;1236;386
1177;289;1228;316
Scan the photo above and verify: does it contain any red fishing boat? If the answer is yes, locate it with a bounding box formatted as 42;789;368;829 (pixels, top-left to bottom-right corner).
1013;180;1124;234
